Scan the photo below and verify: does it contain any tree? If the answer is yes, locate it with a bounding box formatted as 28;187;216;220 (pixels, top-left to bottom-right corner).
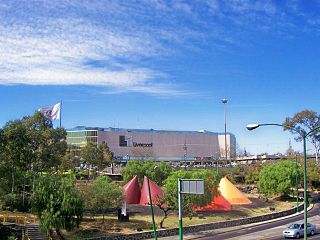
284;110;320;164
245;165;262;184
121;160;172;186
155;197;172;229
32;174;84;239
306;159;320;188
81;176;123;221
80;142;101;168
60;145;81;171
0;112;67;210
162;169;219;219
97;141;114;172
258;160;303;198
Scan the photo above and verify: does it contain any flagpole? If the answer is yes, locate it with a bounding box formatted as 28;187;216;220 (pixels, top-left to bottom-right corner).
60;100;62;128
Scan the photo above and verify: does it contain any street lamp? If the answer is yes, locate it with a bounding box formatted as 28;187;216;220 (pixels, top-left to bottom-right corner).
246;123;320;240
221;98;229;166
295;154;299;213
147;167;158;240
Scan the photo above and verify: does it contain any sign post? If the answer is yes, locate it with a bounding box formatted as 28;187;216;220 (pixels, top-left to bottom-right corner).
178;179;204;240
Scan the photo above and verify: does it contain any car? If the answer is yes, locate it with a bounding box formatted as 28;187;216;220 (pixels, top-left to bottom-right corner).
282;222;316;238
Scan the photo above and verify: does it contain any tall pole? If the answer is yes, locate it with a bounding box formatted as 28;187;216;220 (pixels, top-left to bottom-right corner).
303;136;307;240
59;100;62;128
246;123;320;240
183;142;187;169
295;154;299;213
178;178;183;240
221;98;228;166
147;178;157;240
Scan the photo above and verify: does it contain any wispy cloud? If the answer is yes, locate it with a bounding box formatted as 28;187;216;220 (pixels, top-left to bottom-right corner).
1;1;319;96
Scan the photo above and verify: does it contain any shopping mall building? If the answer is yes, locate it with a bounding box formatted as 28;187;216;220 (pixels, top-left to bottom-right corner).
66;126;236;162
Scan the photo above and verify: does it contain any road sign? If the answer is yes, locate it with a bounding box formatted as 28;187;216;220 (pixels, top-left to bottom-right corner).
178;178;204;240
180;179;204;195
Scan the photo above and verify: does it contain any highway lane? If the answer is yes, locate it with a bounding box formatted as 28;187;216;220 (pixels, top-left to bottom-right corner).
198;204;320;240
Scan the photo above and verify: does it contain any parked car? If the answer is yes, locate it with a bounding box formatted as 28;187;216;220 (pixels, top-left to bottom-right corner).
282;222;316;238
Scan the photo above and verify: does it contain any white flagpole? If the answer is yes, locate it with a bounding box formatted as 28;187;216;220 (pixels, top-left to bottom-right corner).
60;100;62;128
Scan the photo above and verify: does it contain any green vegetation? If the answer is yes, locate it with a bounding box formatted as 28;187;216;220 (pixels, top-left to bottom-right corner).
163;169;219;217
121;160;172;186
32;174;84;239
284;109;320;164
79;176;123;220
0;112;67;212
1;110;320;239
258;160;303;197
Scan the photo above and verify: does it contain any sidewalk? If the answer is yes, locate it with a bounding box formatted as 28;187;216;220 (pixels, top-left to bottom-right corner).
158;205;312;240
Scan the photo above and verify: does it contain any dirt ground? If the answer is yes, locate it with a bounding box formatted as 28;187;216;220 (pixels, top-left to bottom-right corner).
62;192;298;239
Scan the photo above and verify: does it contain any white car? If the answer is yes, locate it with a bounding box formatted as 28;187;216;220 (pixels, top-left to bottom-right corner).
282;222;316;238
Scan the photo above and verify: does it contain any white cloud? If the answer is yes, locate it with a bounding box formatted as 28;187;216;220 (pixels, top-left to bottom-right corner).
0;0;319;96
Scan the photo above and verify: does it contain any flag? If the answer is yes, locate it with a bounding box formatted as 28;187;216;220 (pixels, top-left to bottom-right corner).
38;102;61;120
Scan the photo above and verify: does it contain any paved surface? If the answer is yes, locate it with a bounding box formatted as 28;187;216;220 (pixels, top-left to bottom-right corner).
159;204;320;240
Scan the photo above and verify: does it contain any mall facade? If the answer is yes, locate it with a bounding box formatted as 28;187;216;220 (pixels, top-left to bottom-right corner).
66;126;236;162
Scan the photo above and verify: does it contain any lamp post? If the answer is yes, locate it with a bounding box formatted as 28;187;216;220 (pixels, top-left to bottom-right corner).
246;123;320;240
221;98;229;166
295;154;299;213
147;176;157;240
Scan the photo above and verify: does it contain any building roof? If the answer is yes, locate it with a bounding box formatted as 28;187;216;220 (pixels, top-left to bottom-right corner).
67;125;234;136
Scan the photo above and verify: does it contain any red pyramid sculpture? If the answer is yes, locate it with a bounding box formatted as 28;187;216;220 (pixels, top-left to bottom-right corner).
195;194;232;211
123;175;141;204
140;176;164;206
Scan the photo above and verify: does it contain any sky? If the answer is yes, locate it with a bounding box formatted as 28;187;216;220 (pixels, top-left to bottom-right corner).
1;0;320;155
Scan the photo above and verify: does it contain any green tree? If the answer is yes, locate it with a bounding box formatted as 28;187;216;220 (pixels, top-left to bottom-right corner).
80;142;102;179
121;160;172;186
163;169;219;218
32;174;84;239
0;112;67;210
81;176;123;220
245;165;262;184
306;158;320;189
97;141;114;172
61;146;81;171
284;110;320;164
258;160;302;197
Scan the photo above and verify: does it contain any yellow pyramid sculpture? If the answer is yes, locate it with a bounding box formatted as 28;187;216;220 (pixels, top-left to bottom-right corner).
219;177;252;205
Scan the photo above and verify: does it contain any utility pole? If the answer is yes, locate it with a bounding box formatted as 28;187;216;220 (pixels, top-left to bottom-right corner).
183;141;187;168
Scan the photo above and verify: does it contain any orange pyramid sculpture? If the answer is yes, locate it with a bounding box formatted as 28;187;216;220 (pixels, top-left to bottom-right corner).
219;177;252;205
194;194;232;211
123;176;141;204
140;176;164;206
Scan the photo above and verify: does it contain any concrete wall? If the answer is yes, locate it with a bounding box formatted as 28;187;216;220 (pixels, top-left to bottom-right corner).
98;131;221;160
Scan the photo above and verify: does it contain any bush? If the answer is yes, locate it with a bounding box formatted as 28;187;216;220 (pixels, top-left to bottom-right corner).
1;193;31;212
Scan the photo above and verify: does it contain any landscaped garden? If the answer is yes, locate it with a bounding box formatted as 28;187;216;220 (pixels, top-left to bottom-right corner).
1;112;320;239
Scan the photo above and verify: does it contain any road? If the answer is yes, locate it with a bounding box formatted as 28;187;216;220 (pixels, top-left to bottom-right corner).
198;204;320;240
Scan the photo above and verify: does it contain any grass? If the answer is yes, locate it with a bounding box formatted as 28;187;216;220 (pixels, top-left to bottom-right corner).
0;192;299;239
61;194;297;239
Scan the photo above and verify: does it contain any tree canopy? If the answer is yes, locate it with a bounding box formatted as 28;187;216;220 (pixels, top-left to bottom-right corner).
32;174;84;239
162;169;219;217
0;112;67;211
284;109;320;164
121;160;172;186
258;160;302;197
80;176;123;219
80;141;114;171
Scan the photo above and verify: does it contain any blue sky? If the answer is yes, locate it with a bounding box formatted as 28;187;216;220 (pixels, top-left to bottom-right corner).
1;0;320;155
